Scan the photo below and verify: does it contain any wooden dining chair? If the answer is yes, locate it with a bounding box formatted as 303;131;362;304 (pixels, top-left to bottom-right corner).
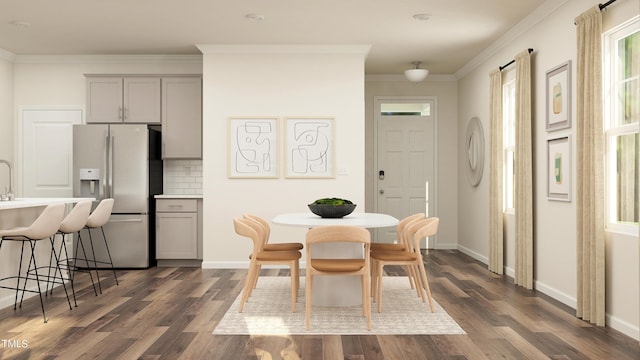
242;214;303;292
371;217;439;313
233;217;301;313
305;225;371;330
370;212;424;291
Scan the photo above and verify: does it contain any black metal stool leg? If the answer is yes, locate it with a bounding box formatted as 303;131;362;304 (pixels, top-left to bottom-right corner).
100;226;119;286
27;240;48;323
86;227;102;294
72;231;98;296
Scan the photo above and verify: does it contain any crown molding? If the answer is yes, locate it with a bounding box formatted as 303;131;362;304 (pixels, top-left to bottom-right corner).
455;0;570;79
12;54;203;64
366;74;456;82
0;48;16;62
197;44;371;57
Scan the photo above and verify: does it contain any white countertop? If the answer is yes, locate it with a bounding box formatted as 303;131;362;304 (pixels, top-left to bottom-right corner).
0;197;95;211
155;194;203;199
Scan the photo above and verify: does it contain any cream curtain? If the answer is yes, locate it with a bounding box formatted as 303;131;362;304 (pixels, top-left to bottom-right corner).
488;69;504;274
575;5;605;326
514;50;533;289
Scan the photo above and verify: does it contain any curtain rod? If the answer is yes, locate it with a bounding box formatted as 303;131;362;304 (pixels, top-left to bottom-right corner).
574;1;618;25
499;48;534;71
599;0;617;10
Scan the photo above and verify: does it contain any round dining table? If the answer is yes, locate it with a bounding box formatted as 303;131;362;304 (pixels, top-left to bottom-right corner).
272;212;399;307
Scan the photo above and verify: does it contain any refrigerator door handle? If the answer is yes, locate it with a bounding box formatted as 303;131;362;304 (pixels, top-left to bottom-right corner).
109;134;115;198
109;218;144;223
103;133;109;199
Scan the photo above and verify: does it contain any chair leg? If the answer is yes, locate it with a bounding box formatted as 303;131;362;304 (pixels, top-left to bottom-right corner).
27;240;48;323
290;260;297;312
73;231;98;296
363;273;371;331
13;242;26;310
99;226;119;286
239;263;258;313
376;262;384;313
48;236;73;310
417;260;434;312
57;235;78;307
86;228;102;294
305;274;313;330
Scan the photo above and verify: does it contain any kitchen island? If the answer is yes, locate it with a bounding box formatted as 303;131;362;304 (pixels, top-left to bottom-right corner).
0;197;94;309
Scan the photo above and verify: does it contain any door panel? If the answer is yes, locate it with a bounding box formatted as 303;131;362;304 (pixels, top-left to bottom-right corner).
376;103;436;248
73;124;109;200
76;214;148;268
110;125;148;213
21;108;83;197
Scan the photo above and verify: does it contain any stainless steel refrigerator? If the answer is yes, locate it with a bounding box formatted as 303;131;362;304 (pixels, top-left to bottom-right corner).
73;124;162;268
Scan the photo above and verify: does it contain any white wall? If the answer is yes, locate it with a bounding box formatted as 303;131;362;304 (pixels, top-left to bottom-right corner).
364;76;459;248
199;45;369;267
456;0;639;339
0;50;14;193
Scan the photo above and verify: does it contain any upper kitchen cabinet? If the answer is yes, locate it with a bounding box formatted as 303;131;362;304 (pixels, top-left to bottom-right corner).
161;76;202;159
86;76;161;124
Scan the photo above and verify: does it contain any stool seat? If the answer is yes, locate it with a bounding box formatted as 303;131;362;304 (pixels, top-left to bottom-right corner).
0;203;68;323
77;198;119;294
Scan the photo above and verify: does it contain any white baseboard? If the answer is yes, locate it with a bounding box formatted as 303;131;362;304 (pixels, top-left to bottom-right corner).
457;244;488;264
201;261;308;269
607;313;640;340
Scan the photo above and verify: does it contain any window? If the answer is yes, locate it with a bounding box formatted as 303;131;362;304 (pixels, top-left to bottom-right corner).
503;78;516;212
604;17;639;233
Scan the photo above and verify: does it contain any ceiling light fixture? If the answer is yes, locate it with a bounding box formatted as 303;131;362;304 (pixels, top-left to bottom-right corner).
412;13;431;21
245;14;265;21
10;20;31;28
404;61;429;82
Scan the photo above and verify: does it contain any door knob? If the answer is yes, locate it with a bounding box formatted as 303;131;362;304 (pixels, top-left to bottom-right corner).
379;189;384;194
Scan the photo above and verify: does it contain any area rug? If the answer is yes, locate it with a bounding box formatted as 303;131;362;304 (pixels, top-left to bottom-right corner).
212;276;466;335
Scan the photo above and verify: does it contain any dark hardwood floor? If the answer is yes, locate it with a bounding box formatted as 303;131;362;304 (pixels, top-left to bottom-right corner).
0;250;637;359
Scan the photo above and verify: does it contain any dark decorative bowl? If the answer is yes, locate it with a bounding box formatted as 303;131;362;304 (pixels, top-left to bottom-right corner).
308;203;357;218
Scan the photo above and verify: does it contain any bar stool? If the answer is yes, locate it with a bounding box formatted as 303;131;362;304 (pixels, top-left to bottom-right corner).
49;200;97;305
83;198;118;294
0;202;67;323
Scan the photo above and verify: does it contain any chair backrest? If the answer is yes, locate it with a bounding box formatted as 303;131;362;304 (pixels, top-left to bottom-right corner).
59;200;92;233
25;202;66;240
397;213;425;243
233;217;264;255
407;217;439;251
306;225;371;274
243;214;270;243
85;198;114;228
402;217;438;252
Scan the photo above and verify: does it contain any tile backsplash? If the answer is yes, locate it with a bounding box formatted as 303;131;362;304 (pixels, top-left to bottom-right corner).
163;159;203;195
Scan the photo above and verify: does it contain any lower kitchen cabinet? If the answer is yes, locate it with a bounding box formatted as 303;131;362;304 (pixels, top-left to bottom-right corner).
156;198;202;266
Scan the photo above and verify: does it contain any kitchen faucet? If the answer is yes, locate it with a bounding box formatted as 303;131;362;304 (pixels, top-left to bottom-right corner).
0;159;14;200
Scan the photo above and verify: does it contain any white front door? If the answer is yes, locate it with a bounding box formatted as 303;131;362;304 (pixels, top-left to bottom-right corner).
375;98;437;249
19;108;83;197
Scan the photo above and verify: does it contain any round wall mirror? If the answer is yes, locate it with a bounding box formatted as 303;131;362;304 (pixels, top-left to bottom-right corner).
465;116;484;187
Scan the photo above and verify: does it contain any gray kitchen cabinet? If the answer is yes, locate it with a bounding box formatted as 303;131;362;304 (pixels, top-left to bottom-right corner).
86;76;161;124
156;198;200;264
161;76;202;159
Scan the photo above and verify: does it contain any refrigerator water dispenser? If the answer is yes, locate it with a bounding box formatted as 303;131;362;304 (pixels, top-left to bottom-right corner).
79;168;100;196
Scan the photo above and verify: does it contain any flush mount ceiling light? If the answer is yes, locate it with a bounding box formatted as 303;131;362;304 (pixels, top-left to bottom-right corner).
245;14;265;21
404;61;429;82
10;20;31;28
412;13;431;21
